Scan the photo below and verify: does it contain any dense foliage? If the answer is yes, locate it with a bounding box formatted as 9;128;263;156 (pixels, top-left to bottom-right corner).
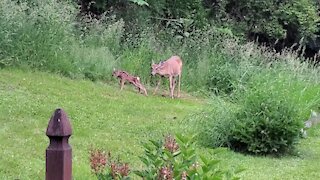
192;68;320;155
211;0;319;42
231;83;301;154
77;0;320;51
0;0;118;80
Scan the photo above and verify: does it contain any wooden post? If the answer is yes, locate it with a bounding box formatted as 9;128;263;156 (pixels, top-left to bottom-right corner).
46;108;72;180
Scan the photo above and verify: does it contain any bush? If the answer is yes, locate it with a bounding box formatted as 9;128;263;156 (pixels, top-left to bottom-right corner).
90;134;243;179
135;134;243;179
194;69;314;155
230;84;302;154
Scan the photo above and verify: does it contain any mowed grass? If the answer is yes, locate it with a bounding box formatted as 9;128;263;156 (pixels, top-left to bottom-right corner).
0;69;204;179
0;69;320;180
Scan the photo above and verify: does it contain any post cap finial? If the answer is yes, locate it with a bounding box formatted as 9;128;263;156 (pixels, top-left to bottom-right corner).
46;108;72;137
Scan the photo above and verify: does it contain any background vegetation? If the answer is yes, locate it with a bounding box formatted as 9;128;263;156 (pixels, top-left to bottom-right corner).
1;0;320;179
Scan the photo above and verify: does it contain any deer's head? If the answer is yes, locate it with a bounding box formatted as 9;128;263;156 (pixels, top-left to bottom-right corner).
151;61;164;76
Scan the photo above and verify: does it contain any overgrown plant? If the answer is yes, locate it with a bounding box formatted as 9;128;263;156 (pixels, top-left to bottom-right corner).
134;134;243;179
0;0;76;73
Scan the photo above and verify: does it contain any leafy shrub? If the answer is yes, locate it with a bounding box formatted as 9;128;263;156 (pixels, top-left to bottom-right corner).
195;69;313;155
135;134;243;179
90;134;243;179
230;84;302;154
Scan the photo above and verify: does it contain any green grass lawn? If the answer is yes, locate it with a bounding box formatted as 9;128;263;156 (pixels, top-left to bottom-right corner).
0;69;319;179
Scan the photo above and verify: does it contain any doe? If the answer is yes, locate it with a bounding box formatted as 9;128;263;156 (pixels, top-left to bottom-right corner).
151;56;183;98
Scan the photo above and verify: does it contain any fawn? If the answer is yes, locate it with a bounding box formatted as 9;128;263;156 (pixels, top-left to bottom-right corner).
112;69;148;96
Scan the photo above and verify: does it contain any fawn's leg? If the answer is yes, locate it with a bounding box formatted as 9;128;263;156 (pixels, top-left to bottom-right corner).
120;79;125;90
133;82;140;92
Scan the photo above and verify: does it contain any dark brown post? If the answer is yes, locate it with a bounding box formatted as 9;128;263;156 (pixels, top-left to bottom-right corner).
46;108;72;180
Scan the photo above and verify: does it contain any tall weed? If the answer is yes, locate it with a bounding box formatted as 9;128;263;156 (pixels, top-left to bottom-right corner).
70;46;117;81
79;14;125;54
0;0;77;76
0;0;123;80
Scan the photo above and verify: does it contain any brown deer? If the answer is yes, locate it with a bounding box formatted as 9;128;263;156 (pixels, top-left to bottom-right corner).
151;56;183;98
112;69;148;96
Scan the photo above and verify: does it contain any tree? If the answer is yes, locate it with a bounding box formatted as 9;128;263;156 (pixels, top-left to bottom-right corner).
207;0;319;45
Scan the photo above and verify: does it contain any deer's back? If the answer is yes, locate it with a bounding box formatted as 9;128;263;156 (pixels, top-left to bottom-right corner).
163;56;183;75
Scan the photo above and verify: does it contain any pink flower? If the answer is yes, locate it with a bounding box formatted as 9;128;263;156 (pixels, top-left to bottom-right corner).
158;166;173;180
89;149;108;174
164;135;179;153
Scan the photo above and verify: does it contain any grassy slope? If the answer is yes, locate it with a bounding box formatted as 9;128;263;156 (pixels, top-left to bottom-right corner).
0;69;204;179
0;69;319;179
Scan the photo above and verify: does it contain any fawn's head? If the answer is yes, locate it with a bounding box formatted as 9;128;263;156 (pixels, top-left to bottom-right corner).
112;68;121;77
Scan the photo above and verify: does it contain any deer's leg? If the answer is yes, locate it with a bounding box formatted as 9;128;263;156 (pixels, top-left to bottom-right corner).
169;76;174;98
171;77;176;98
177;74;181;98
167;78;170;96
153;77;161;95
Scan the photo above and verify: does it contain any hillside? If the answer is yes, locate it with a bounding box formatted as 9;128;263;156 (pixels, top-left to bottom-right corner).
0;69;204;179
0;69;319;179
